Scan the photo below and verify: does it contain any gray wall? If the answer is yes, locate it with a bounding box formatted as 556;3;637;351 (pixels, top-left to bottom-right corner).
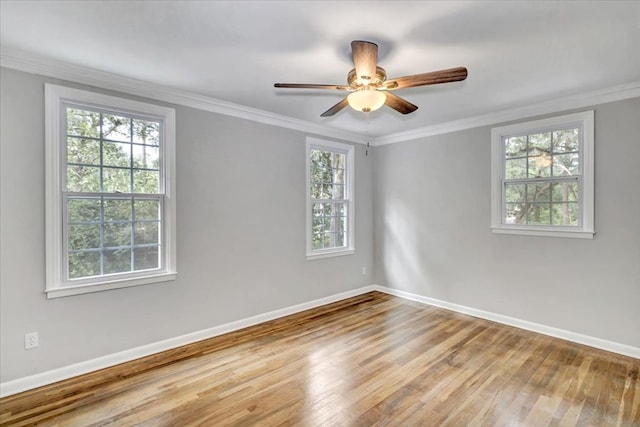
373;97;640;348
1;65;637;385
0;67;374;382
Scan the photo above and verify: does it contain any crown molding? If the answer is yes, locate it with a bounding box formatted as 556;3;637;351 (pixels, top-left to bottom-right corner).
374;81;640;146
0;48;366;145
2;48;638;148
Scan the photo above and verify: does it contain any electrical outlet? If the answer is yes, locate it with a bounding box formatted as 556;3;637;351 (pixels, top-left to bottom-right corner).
25;332;39;350
362;266;367;275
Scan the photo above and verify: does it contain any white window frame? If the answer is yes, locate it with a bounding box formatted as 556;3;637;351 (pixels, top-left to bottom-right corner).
306;137;355;260
491;110;594;239
45;84;177;298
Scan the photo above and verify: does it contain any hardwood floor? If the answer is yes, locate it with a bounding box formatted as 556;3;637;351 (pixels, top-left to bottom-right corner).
1;291;638;426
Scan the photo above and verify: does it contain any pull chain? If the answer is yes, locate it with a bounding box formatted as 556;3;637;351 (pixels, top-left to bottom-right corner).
365;111;371;156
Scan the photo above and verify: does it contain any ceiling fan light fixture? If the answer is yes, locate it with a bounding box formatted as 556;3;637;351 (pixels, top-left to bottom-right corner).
347;88;387;113
274;40;467;116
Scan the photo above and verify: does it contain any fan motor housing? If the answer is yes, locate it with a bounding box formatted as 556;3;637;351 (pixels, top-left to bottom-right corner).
348;67;387;88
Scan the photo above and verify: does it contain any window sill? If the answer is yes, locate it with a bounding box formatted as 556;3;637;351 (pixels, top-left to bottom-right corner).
45;272;177;299
306;248;355;261
491;226;594;239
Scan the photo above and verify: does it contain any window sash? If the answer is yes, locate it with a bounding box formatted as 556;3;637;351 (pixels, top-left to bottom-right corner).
62;193;165;284
310;200;349;250
500;127;583;228
63;103;165;194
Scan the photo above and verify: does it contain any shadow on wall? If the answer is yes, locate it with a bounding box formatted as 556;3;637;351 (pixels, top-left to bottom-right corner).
379;197;455;301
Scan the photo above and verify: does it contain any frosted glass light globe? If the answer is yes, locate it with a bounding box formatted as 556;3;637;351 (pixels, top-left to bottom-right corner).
347;88;387;112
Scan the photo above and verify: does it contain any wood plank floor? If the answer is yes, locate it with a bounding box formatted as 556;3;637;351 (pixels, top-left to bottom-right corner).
1;291;639;426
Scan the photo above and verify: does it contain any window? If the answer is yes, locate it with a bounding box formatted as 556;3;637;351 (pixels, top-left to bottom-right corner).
491;111;594;238
306;137;355;259
45;84;176;298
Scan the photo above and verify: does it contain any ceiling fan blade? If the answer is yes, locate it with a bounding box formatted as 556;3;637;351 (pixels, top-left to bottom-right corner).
320;98;350;117
274;83;349;90
384;92;418;114
385;67;468;90
351;40;378;83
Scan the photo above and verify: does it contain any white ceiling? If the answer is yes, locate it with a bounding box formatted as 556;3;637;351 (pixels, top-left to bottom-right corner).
1;1;639;139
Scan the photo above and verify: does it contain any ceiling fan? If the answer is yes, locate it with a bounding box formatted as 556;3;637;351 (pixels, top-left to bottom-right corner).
274;40;468;117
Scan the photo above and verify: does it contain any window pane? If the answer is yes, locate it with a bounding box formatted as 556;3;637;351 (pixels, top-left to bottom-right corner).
133;170;159;193
321;203;335;217
312;202;323;218
331;153;346;184
323;232;334;248
310;166;324;184
134;246;159;270
104;248;131;274
504;158;526;179
552;153;579;176
104;198;132;221
312;216;324;230
527;183;551;202
528;155;551;178
505;203;526;224
527;132;551;156
103;141;131;168
68;198;101;223
310;183;322;199
67;165;101;192
325;217;339;234
68;224;101;250
67;108;100;138
322;184;333;199
133;145;159;169
505;184;525;203
134;221;159;245
67;137;100;165
332;184;345;199
102;114;131;142
132;119;160;146
134;200;159;221
68;251;101;279
104;223;131;247
552;182;579;202
551;203;579;225
311;150;329;169
312;232;323;250
553;129;579;153
332;167;345;185
527;203;551;225
504;136;527;158
103;167;132;193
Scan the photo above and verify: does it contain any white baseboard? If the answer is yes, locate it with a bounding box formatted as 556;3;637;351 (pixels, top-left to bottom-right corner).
373;285;640;359
0;285;377;398
3;284;637;397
